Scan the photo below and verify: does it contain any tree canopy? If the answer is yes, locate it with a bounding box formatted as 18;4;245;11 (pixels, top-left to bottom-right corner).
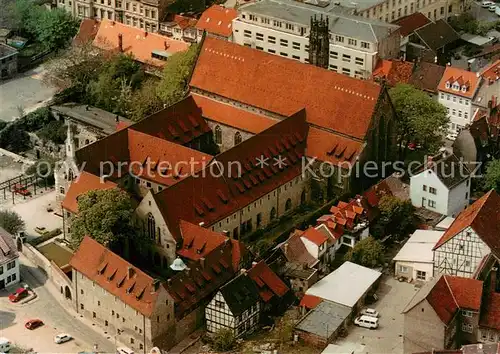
371;195;416;240
0;210;25;235
389;84;449;158
69;189;135;251
9;0;78;51
344;236;384;268
483;159;500;193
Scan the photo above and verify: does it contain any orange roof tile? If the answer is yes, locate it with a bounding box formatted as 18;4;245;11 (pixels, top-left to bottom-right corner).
196;5;237;38
191;93;277;134
427;275;483;324
306;127;363;165
177;220;228;261
480;59;500;82
438;66;481;99
433;190;500;258
248;261;289;302
62;171;117;213
127;129;212;187
93;19;189;67
300;227;328;246
190;37;382;140
74;19;101;45
70;236;163;317
172;15;198;30
373;59;414;86
300;294;322;309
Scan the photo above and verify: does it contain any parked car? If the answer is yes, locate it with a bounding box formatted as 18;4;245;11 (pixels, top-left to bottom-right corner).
117;347;135;354
489;4;497;11
12;184;30;196
354;315;379;329
446;132;458;141
54;333;72;344
361;308;380;318
0;337;11;353
25;319;44;330
481;1;494;7
34;226;46;235
8;288;28;303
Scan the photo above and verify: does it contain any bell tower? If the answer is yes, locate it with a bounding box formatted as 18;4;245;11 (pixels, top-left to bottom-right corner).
308;15;330;69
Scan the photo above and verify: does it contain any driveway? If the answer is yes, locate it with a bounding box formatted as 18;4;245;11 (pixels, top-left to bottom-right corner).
335;276;418;354
0;256;114;353
0;64;57;122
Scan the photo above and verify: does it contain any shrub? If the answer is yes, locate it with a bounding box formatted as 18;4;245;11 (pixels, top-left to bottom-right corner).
212;328;236;352
29;228;62;246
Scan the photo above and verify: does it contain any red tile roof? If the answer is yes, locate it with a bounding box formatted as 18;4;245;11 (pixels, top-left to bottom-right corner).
427;275;483;324
172;15;198;30
393;12;431;37
70;236;163;317
306;127;363;165
300;227;329;246
373;59;415;86
231;239;249;272
190;37;382;140
130;96;212;145
299;294;322;309
438;66;481;99
196;5;237;38
409;62;446;94
167;234;236;318
433;190;500;258
480;59;500;82
93;19;189;67
74;19;101;45
281;230;319;268
248;261;289;303
62;171;117;213
316;199;367;240
191;93;277;134
177;220;228;261
153;109;309;240
127;129;212;187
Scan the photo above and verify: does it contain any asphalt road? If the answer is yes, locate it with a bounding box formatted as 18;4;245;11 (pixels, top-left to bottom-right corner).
0;65;57;122
0;257;115;353
470;1;499;22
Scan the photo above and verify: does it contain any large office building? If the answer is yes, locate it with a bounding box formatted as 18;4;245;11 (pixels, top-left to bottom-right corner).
232;0;401;79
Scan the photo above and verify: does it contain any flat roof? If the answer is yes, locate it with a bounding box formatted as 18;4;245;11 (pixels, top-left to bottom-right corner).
51;103;132;135
461;33;494;47
305;261;381;307
435;216;455;230
393;230;444;263
239;0;399;43
38;241;74;268
0;43;17;58
295;300;351;338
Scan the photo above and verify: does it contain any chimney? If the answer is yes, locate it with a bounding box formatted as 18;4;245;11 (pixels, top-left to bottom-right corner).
144;31;148;37
118;33;123;52
491;266;499;293
127;266;134;279
152;279;160;292
426;155;433;168
222;230;230;237
252;261;257;266
164;41;170;50
240;268;247;275
200;257;205;268
85;105;90;111
284;242;289;256
167;278;172;286
115;115;119;122
199;221;205;227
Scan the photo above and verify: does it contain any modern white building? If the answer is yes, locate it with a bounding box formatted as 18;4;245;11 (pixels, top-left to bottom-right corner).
438;66;481;135
410;153;471;217
232;0;401;79
0;227;20;289
433;190;500;278
393;229;444;282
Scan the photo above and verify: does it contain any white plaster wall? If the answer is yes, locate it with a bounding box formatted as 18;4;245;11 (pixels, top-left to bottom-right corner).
0;258;20;288
410;170;449;215
438;92;474;133
447;178;470;217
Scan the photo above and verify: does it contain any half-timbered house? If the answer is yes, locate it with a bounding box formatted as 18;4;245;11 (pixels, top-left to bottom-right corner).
433;190;500;278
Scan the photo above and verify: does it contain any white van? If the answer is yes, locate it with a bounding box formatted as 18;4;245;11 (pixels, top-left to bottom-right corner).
0;337;11;352
354;315;379;329
116;347;135;354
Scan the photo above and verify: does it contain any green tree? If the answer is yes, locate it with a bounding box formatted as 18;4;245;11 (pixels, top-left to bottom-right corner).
371;195;416;240
344;236;384;268
69;189;135;253
389;84;449;159
449;13;479;34
126;79;164;122
0;124;31;153
0;210;25;235
212;328;236;352
483;159;500;193
157;44;199;105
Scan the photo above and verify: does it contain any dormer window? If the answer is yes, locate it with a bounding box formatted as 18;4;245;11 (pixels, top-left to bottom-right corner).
461;85;467;92
445;82;450;89
453;83;459;90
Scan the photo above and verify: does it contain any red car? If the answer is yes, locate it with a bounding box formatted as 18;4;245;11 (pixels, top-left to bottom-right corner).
8;288;28;303
25;319;44;330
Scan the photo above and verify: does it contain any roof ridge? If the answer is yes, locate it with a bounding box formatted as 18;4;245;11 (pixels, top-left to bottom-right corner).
443;275;460;309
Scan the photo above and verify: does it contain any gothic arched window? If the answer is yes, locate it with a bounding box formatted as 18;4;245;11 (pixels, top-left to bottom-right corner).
285;198;292;212
147;213;155;240
234;132;242;146
214;125;222;145
270;207;277;220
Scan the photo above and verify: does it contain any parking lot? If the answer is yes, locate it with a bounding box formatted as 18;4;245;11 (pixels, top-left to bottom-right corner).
335;275;419;354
